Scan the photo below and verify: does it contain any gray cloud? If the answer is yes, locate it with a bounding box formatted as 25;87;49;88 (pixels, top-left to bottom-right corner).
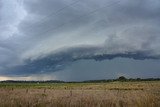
53;58;160;81
2;43;160;76
0;0;160;79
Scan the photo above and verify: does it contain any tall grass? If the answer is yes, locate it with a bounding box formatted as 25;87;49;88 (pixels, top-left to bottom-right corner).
0;81;159;107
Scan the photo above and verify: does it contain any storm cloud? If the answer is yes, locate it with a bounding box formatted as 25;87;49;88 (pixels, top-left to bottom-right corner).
0;0;160;80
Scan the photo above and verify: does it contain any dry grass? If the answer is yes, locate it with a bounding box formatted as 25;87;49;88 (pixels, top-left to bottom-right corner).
0;81;159;107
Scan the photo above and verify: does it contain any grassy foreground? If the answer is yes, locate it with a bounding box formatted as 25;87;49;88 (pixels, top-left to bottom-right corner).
0;81;160;107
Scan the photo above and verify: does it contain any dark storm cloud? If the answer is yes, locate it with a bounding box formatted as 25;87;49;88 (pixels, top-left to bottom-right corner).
55;58;160;81
0;0;160;78
18;0;93;37
2;44;160;76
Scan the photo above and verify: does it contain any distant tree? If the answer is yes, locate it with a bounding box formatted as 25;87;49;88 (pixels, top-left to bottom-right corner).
118;76;127;81
136;78;141;81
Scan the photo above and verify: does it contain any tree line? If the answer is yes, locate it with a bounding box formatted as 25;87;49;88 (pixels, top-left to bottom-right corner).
0;76;160;83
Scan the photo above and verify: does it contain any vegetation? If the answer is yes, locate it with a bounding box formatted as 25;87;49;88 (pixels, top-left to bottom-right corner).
1;77;160;83
0;79;159;107
118;76;127;81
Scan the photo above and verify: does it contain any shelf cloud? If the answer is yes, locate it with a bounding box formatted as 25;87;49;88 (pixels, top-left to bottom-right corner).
0;0;160;79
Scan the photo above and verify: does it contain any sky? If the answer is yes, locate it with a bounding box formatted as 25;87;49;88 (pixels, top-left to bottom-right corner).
0;0;160;81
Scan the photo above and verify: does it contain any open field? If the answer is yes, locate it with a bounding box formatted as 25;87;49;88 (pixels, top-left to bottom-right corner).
0;81;160;107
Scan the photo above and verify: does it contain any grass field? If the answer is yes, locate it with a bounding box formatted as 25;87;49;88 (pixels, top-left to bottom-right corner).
0;81;160;107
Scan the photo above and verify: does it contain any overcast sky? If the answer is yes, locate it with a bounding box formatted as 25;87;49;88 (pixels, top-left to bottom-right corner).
0;0;160;81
